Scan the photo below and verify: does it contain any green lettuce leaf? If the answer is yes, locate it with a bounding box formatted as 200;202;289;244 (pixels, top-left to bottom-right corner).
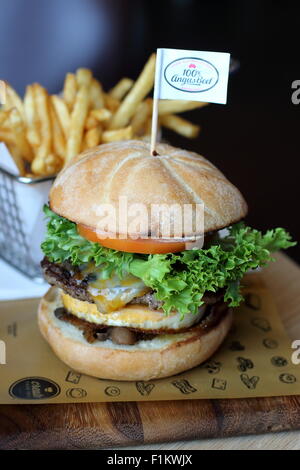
41;205;296;316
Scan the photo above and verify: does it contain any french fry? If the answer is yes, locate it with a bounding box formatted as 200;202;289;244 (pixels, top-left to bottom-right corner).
109;78;134;100
8;107;34;162
90;108;112;122
0;115;26;176
109;54;156;129
5;143;26;176
26;129;39;150
131;99;151;135
89;78;104;109
0;109;12;126
44;153;62;175
50;102;66;160
63;73;77;111
102;125;132;143
160;114;200;139
158;100;208;115
144;117;152;136
105;94;120;113
4;83;24;119
66;85;90;163
84;126;102;149
31;153;45;176
51;95;70;140
24;85;40;148
0;127;16;145
31;84;52;174
81;137;88;152
84;111;99;130
76;68;93;87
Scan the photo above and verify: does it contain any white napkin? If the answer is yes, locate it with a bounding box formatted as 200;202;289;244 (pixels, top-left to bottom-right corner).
0;259;48;301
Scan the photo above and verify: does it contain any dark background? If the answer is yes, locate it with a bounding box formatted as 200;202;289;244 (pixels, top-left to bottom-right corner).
1;0;299;260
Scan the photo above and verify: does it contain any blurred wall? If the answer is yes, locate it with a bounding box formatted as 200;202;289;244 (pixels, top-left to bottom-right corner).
0;0;299;260
0;0;125;93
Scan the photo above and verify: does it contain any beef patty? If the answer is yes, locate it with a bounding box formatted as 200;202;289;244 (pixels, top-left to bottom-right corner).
41;257;225;310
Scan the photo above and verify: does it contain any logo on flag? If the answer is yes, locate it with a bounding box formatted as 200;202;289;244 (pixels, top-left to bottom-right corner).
164;57;219;93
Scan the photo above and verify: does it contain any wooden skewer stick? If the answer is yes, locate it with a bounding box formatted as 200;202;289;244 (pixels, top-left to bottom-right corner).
150;49;163;156
150;97;159;156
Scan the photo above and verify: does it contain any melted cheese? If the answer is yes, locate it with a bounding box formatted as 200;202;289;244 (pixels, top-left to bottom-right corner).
78;264;151;314
61;291;205;331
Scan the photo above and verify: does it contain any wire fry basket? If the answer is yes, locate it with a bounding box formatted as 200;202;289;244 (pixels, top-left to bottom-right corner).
0;166;54;282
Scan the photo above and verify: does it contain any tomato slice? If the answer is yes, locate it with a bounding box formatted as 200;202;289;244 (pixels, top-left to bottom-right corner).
77;223;186;254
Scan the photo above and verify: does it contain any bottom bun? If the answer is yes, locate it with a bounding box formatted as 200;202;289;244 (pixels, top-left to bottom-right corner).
38;287;233;381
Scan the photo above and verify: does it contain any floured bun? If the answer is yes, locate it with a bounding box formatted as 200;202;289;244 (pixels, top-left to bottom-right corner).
50;140;247;238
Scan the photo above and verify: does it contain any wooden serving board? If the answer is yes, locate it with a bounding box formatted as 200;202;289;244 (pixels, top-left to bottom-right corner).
0;253;300;450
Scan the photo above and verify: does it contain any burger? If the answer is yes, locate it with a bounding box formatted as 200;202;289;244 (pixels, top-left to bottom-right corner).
38;140;294;380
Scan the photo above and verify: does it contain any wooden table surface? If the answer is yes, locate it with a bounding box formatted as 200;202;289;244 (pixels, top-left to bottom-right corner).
119;252;300;450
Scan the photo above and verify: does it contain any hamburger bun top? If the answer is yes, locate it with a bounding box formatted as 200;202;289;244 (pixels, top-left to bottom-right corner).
50;140;247;238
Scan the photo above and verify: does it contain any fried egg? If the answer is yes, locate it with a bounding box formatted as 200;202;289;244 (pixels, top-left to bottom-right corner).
78;264;151;314
61;291;205;331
